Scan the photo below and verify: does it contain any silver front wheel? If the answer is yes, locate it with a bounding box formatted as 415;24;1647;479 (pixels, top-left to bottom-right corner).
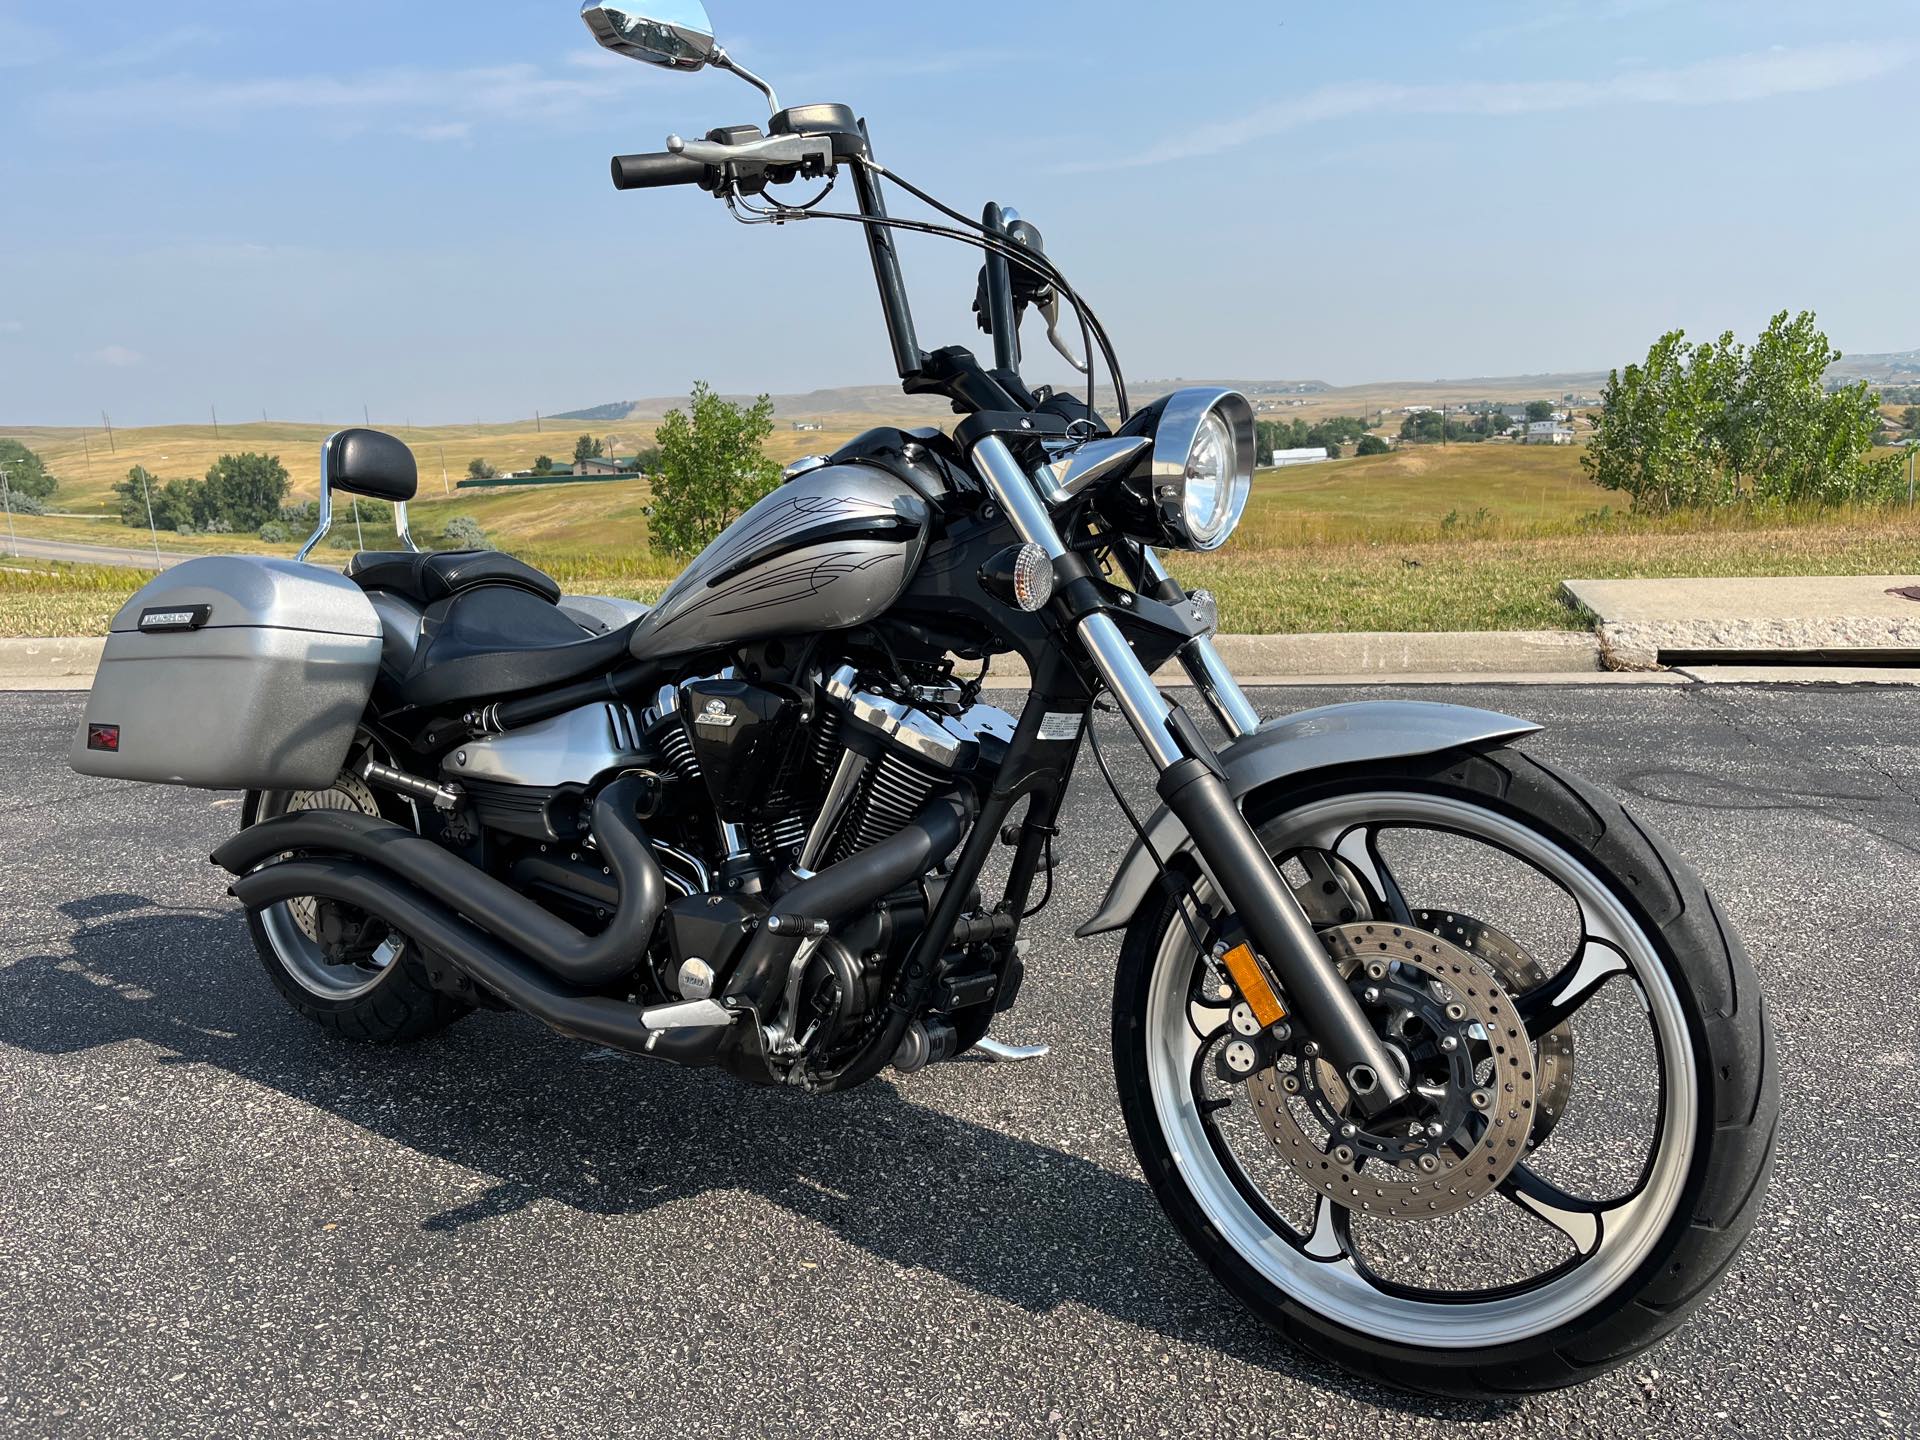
1111;746;1775;1395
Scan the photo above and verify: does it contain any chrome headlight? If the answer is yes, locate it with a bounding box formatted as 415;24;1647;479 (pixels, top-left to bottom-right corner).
1149;388;1254;551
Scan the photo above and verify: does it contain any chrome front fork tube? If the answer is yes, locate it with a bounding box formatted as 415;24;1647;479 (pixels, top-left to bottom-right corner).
967;435;1408;1114
1139;548;1261;739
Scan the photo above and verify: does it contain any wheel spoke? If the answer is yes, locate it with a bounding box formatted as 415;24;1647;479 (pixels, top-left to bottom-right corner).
1301;1193;1355;1262
1514;935;1629;1040
1499;1164;1639;1257
1331;825;1414;925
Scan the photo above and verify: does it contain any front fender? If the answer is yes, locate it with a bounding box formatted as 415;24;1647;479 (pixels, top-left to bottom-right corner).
1075;700;1538;937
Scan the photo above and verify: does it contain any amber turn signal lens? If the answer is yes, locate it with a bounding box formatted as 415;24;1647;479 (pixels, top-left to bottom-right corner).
1221;941;1286;1027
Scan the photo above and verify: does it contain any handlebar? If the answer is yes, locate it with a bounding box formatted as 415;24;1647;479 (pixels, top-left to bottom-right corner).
612;122;839;194
610;151;711;191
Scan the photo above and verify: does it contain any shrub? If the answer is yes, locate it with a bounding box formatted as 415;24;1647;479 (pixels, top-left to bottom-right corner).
257;521;289;543
438;515;489;550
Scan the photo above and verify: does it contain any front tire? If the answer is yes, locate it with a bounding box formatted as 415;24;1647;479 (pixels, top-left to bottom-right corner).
240;778;470;1045
1112;744;1776;1396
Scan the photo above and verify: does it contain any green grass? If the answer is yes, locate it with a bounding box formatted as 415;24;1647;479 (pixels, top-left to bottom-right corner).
0;560;161;637
7;439;1919;638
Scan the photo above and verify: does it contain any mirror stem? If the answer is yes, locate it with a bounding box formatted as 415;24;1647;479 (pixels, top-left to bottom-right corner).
712;47;779;114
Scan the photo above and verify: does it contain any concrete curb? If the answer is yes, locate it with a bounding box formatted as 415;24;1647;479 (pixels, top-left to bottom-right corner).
0;630;1604;691
0;637;106;690
994;630;1603;682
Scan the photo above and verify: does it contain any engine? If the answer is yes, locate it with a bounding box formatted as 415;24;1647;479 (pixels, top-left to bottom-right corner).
647;663;1014;880
430;659;1013;1051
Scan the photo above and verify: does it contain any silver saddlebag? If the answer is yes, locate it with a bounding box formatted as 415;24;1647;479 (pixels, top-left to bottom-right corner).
69;555;382;791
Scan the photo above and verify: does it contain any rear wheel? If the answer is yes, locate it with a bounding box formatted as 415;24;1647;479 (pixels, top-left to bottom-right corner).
240;773;470;1044
1112;744;1776;1396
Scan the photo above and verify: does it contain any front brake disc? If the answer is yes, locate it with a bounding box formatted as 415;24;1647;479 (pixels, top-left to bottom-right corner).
1247;923;1537;1220
1414;908;1574;1148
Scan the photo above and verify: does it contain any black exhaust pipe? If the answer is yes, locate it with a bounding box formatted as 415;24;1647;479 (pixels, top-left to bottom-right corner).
228;857;733;1065
213;774;664;988
722;793;970;1005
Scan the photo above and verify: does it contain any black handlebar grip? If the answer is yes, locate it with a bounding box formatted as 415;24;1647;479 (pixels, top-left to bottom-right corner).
610;151;709;191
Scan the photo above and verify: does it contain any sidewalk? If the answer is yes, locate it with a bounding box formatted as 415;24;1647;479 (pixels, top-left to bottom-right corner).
1562;574;1920;669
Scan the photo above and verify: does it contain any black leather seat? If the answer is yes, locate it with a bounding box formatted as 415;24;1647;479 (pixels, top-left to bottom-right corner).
397;585;637;710
347;549;562;607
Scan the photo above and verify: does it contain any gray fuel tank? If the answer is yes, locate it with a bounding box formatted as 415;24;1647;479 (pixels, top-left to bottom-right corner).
629;464;929;660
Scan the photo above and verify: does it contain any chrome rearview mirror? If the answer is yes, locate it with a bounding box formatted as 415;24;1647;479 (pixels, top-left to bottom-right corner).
580;1;780;111
580;1;717;71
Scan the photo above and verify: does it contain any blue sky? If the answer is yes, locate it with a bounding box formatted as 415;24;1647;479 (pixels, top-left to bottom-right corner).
1;1;1914;426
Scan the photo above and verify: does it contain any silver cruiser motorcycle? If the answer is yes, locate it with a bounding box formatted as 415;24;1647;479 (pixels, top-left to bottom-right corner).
71;1;1775;1397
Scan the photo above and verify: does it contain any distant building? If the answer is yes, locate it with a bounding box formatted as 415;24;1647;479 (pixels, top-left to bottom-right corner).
1402;404;1437;415
572;455;624;475
1267;446;1330;466
1524;422;1575;445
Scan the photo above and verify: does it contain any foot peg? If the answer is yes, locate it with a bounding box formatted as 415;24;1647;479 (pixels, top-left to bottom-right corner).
976;1035;1049;1063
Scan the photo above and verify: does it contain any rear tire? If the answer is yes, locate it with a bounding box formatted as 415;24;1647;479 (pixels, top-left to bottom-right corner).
1112;743;1776;1397
240;781;470;1045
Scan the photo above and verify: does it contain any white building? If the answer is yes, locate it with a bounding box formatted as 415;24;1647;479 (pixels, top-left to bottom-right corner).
1267;446;1330;466
1524;422;1575;445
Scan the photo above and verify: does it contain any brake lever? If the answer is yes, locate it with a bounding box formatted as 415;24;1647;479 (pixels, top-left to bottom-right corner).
667;131;835;175
1039;290;1090;375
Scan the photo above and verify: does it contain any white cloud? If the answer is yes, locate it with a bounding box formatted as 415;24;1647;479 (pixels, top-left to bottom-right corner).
1074;42;1914;171
88;345;144;368
39;60;635;137
402;121;474;143
0;320;23;335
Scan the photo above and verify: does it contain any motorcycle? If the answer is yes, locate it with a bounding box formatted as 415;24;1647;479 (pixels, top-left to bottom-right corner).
68;1;1776;1396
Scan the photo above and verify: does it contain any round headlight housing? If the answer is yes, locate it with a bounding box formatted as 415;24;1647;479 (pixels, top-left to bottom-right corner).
1148;388;1255;551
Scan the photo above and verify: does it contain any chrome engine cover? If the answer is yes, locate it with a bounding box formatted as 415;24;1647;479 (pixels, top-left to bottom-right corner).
443;701;648;788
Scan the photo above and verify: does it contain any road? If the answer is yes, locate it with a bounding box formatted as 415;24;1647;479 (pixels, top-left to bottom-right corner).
0;533;185;569
1;683;1914;1438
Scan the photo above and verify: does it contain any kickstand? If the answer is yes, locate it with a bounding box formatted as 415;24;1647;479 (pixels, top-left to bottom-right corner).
976;1035;1050;1063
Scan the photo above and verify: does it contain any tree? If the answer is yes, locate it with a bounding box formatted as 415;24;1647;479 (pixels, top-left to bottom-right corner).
1584;311;1898;510
0;439;57;501
467;458;497;479
531;455;555;476
113;465;165;527
1901;405;1919;433
199;452;289;531
1525;399;1555;423
630;444;661;475
649;381;781;557
1356;433;1390;456
573;433;604;464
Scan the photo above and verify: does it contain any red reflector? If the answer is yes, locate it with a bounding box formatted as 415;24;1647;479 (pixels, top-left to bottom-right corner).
87;723;120;752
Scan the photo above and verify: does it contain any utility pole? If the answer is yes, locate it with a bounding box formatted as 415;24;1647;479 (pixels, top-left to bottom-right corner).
0;463;18;559
438;445;449;495
139;457;163;563
211;403;220;440
363;403;371;427
535;410;542;433
80;430;94;479
101;411;115;452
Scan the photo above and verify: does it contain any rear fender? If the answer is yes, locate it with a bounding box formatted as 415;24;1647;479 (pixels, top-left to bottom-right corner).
1076;700;1538;937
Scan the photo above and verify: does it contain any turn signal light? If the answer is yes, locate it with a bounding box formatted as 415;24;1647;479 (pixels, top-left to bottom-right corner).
1221;941;1286;1027
978;542;1054;612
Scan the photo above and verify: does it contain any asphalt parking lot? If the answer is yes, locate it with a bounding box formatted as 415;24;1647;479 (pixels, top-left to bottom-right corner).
2;682;1915;1439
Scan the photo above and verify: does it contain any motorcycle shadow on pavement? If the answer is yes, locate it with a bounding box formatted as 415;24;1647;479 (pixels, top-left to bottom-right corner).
2;897;1519;1422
